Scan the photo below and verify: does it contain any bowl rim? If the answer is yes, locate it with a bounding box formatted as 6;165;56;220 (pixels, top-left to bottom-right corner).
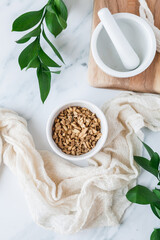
91;12;157;78
46;100;108;161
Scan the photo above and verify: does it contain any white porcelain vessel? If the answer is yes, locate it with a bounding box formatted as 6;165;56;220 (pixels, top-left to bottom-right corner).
98;8;140;70
91;13;156;78
46;100;108;161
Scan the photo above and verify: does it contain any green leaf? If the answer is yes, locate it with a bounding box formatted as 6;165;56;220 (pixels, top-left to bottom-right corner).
45;0;68;37
45;11;63;37
46;5;57;14
57;15;67;29
126;185;160;204
46;5;67;29
26;57;40;69
54;0;68;20
12;8;44;32
134;156;159;178
16;26;41;44
37;64;51;103
153;189;160;199
150;152;160;170
38;47;61;67
42;29;64;63
151;229;160;240
18;38;40;70
151;204;160;219
141;141;155;158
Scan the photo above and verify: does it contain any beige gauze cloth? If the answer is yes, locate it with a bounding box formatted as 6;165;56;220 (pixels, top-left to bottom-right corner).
139;0;160;52
1;92;160;234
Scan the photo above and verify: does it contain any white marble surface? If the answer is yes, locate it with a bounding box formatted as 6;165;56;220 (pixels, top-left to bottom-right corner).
0;0;160;239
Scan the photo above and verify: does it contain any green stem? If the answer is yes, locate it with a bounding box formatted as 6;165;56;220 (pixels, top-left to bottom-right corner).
39;9;47;26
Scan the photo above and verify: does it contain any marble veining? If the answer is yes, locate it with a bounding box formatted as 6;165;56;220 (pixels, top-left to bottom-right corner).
0;0;160;239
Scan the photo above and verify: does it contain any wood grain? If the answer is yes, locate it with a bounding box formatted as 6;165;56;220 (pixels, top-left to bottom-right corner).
88;0;160;93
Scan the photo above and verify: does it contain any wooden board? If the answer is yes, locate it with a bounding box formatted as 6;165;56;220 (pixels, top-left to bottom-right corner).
88;0;160;93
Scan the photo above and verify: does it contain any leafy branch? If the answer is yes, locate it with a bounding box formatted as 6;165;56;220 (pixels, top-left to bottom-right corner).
12;0;68;103
126;140;160;240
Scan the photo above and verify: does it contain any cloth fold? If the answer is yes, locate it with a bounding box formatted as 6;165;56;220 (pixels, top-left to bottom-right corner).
139;0;160;52
1;92;160;234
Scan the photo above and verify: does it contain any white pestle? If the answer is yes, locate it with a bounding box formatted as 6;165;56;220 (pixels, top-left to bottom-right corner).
98;8;140;70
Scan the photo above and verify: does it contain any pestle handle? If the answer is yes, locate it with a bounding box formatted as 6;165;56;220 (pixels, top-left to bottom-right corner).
98;8;140;70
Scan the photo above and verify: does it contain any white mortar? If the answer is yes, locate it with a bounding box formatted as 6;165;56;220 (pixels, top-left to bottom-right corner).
91;13;156;78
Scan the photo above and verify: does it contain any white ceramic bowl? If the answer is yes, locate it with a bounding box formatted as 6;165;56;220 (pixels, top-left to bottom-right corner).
46;100;108;161
91;13;156;78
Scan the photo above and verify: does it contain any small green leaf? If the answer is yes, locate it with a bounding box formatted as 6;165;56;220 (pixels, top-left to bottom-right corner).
37;64;51;103
16;26;41;44
45;11;63;37
126;185;160;204
151;204;160;219
42;29;64;63
39;47;61;67
18;38;40;70
141;141;155;158
150;152;160;170
57;15;67;29
46;5;57;14
54;0;68;20
151;229;160;240
46;5;67;29
153;189;160;199
27;57;40;69
12;8;44;32
134;156;158;178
